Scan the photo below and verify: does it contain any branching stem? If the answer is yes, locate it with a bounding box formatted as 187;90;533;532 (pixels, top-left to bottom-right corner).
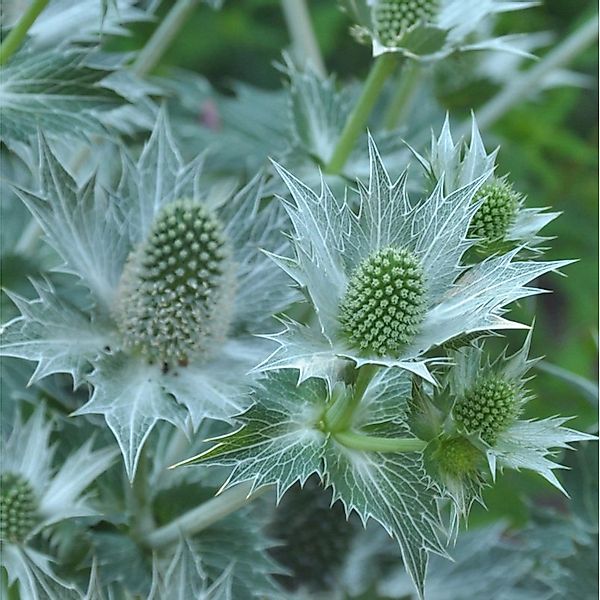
0;0;49;65
142;482;268;549
334;431;427;453
326;53;397;174
325;364;379;432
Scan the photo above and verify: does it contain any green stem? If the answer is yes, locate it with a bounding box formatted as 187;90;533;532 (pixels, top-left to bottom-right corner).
281;0;325;77
130;449;155;538
382;60;422;131
0;0;49;65
472;15;599;132
132;0;201;77
326;53;397;174
1;567;19;600
334;431;427;453
142;482;266;549
325;364;379;432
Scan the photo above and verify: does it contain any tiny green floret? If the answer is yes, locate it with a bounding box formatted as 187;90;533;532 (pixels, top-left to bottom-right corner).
469;179;520;245
339;246;426;356
435;437;482;477
453;376;519;445
115;199;235;366
374;0;439;47
0;473;37;543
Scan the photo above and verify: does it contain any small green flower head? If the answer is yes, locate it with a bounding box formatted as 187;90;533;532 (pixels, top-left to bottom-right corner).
268;477;354;592
469;178;520;245
339;246;426;356
0;472;37;543
453;376;519;445
435;437;482;478
115;199;235;366
374;0;439;47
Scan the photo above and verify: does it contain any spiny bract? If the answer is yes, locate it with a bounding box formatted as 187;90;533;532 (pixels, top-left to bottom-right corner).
453;376;519;445
114;199;235;366
469;178;520;245
0;472;37;543
435;437;482;477
339;246;426;356
374;0;439;47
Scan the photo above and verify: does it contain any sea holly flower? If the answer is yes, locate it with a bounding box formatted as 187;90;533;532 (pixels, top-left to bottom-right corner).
256;135;570;387
420;333;595;522
178;368;448;598
341;0;539;59
410;116;560;254
0;111;295;480
0;407;117;599
450;336;595;489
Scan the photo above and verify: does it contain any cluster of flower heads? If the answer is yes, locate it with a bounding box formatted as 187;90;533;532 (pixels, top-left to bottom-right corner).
0;104;593;599
257;131;568;387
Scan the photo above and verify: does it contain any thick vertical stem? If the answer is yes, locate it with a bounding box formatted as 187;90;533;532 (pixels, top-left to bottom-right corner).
0;0;50;65
281;0;325;77
383;60;422;130
326;53;397;174
130;449;155;538
132;0;201;77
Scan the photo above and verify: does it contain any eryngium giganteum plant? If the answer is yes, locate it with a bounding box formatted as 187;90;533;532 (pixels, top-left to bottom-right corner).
0;0;596;599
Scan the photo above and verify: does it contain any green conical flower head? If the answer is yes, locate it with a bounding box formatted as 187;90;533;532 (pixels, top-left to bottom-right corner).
374;0;439;47
453;376;519;445
469;179;520;245
435;437;482;477
115;199;235;366
0;473;37;543
268;476;355;592
339;247;426;356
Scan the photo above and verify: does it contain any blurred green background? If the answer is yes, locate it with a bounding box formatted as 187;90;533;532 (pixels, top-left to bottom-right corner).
115;0;598;524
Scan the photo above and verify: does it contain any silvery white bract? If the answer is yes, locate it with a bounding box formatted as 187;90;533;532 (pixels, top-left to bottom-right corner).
1;111;295;480
342;0;539;60
257;136;570;387
180;368;448;598
476;31;595;89
146;538;234;600
410;115;560;251
0;48;128;143
1;407;116;600
7;0;148;50
446;335;596;493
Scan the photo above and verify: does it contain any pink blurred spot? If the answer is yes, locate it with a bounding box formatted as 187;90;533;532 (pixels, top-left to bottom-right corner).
200;100;221;131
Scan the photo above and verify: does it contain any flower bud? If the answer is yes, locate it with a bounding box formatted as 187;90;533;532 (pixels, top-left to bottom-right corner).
469;179;520;245
453;376;519;444
0;473;37;543
435;437;482;478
